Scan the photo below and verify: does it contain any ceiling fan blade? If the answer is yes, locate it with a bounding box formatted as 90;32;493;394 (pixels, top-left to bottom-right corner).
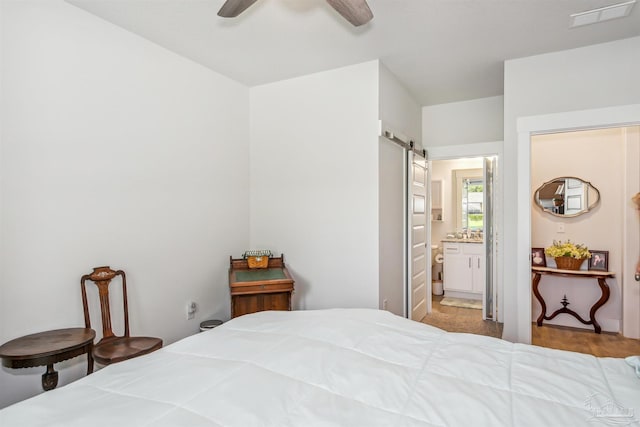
217;0;259;18
326;0;373;27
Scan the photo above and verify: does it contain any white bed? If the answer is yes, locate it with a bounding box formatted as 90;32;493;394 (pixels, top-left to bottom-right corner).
1;309;639;426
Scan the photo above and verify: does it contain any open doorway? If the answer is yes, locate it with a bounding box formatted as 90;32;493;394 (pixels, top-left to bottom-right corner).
529;126;640;357
420;155;502;338
514;104;640;345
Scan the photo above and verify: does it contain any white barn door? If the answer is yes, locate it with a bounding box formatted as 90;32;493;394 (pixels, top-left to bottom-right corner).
408;152;428;321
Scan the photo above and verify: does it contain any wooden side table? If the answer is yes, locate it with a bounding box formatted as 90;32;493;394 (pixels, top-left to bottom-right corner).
0;328;95;390
229;255;294;318
531;266;614;334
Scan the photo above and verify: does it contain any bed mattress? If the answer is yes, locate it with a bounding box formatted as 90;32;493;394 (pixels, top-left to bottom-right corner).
1;308;639;426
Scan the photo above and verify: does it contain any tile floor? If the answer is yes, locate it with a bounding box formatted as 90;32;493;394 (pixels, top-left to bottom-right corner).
531;323;640;358
420;295;502;338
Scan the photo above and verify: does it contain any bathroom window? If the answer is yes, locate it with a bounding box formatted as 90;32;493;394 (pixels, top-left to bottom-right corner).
454;168;484;232
462;178;483;231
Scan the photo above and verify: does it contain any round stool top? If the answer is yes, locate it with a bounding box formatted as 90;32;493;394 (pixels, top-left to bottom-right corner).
0;328;95;362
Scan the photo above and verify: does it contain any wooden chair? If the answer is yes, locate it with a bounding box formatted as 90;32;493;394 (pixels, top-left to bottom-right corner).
81;266;162;366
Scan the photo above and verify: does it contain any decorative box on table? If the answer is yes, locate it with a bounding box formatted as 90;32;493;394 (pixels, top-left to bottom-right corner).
228;253;294;318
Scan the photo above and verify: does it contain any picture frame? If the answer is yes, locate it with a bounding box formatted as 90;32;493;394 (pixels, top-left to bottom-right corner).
588;250;608;271
531;248;546;267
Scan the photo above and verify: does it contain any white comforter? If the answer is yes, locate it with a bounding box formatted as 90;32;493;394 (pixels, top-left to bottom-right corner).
1;309;639;426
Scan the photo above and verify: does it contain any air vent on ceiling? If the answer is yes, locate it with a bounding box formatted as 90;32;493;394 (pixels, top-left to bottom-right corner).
570;0;636;27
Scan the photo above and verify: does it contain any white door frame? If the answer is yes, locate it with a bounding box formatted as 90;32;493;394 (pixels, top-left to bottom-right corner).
622;127;640;338
427;141;503;322
516;104;640;343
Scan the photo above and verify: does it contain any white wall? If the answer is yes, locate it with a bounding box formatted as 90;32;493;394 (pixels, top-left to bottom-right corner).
422;96;503;147
0;0;249;408
378;63;422;316
378;140;405;315
504;36;640;342
379;63;422;146
531;128;629;332
249;61;380;311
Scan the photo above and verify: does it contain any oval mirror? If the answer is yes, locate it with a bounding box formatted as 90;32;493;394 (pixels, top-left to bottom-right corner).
534;177;600;218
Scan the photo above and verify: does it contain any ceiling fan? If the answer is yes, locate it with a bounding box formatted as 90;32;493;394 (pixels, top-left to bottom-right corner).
217;0;374;27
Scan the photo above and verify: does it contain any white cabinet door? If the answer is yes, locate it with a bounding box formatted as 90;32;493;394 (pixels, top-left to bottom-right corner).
444;243;484;294
443;244;473;292
472;254;485;294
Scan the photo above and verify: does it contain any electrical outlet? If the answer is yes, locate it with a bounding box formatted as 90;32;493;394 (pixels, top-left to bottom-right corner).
383;299;388;310
186;301;197;320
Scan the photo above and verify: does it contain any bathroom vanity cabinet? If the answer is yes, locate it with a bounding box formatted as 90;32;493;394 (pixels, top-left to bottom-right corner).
443;242;484;296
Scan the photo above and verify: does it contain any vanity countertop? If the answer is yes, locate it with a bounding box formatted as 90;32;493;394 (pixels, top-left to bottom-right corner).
441;238;484;244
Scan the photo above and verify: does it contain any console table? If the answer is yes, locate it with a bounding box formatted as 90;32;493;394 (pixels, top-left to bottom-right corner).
0;328;95;390
532;266;614;334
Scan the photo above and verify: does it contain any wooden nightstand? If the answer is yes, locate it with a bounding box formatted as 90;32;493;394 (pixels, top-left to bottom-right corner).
228;255;294;318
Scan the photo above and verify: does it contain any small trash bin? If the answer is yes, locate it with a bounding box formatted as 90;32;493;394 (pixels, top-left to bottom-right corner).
199;319;223;332
432;281;443;296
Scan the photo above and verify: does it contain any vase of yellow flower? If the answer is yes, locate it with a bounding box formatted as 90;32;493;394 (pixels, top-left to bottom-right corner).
544;240;591;270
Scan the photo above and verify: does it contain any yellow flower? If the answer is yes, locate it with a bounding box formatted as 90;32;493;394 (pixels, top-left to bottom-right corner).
544;240;591;259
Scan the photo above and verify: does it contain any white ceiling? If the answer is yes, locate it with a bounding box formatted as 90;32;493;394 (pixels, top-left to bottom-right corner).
67;0;640;106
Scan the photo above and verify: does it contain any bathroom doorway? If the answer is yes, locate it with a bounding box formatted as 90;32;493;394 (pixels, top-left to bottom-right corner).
421;153;501;337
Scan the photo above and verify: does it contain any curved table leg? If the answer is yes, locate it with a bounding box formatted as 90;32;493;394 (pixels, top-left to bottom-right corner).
532;273;546;326
42;364;58;391
87;347;94;375
590;278;611;334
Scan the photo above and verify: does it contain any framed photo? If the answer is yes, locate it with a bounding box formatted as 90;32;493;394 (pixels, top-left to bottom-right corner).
531;248;546;267
588;250;608;271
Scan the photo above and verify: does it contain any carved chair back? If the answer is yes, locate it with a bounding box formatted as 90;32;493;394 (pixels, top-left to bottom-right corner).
80;266;130;341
